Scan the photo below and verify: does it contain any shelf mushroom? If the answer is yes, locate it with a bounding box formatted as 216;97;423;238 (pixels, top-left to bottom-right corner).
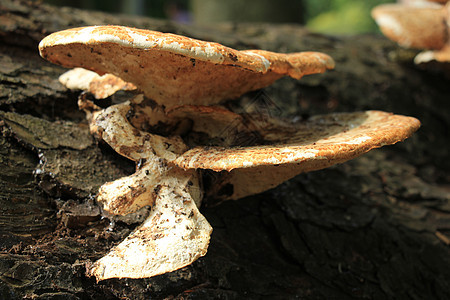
39;25;334;109
39;25;421;280
371;1;450;65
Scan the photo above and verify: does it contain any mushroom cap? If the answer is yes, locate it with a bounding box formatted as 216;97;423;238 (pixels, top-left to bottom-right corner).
173;110;420;200
371;3;447;50
174;111;420;172
39;25;334;108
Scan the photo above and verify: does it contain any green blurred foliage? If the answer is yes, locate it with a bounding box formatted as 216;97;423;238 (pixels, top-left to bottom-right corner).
305;0;395;34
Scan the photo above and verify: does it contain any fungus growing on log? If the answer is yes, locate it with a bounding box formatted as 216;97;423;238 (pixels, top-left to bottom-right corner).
39;25;421;281
372;2;450;64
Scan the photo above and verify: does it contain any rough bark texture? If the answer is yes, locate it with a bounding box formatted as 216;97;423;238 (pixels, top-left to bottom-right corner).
1;0;450;299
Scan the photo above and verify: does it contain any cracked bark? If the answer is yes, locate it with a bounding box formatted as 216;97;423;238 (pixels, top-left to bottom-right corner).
1;0;450;299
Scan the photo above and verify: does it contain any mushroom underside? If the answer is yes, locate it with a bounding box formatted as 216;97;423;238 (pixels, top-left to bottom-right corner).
47;43;283;107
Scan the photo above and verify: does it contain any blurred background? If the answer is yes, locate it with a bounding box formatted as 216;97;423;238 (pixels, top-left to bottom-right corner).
43;0;395;34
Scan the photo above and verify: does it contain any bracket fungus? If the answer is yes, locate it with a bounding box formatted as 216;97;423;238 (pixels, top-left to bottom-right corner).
39;25;420;281
371;1;450;65
39;25;334;109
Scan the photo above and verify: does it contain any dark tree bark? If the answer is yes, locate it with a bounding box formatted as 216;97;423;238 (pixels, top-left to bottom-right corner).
1;0;449;299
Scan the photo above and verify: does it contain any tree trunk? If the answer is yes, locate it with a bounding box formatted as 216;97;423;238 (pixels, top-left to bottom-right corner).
1;1;449;299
